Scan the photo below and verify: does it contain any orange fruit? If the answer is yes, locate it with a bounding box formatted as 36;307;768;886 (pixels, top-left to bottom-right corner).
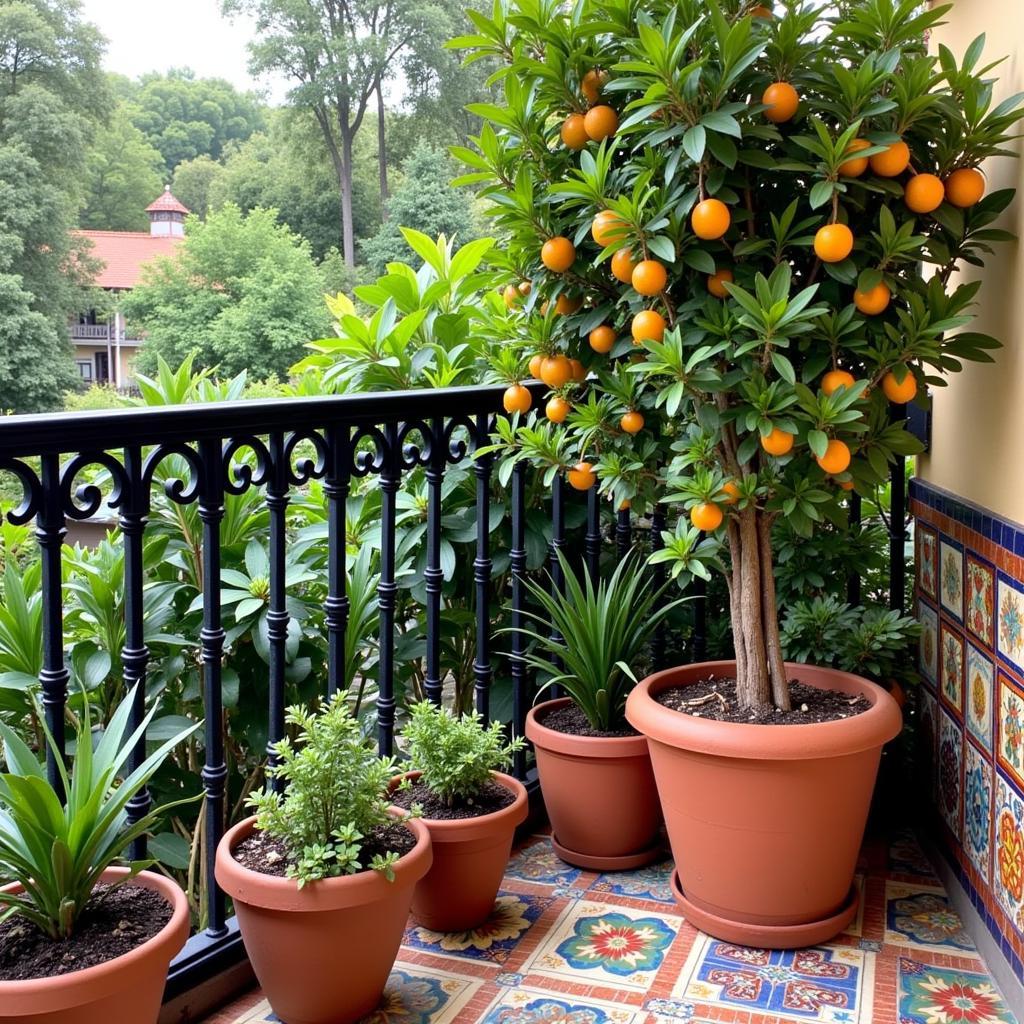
560;114;589;150
618;499;631;511
503;284;520;308
761;427;794;456
589;325;616;353
592;210;628;247
816;438;851;475
541;236;575;273
722;479;741;505
540;355;573;389
838;479;855;491
853;282;890;315
528;354;544;380
944;167;986;208
838;139;871;178
503;384;532;414
882;370;917;404
581;69;607;104
869;139;910;177
518;280;532;296
569;358;587;382
690;502;724;531
905;173;945;213
762;81;799;124
691;198;731;240
554;293;583;315
568;461;596;490
814;223;854;263
546;396;571;423
750;4;772;16
620;410;644;434
610;246;638;283
822;369;855;396
584;105;618;141
631;309;667;343
707;268;733;298
631;259;667;296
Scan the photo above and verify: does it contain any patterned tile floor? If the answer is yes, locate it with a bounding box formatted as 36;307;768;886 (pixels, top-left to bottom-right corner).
207;827;1018;1024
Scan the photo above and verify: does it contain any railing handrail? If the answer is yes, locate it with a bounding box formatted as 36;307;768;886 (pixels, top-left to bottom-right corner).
0;381;547;457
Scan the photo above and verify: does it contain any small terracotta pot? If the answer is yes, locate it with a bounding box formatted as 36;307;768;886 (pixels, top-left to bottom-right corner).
626;661;902;948
0;868;189;1023
216;815;432;1024
390;770;527;931
525;697;662;870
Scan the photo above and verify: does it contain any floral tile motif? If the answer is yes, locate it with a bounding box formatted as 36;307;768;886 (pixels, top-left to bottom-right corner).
939;710;964;839
524;900;679;993
998;673;1024;790
675;936;873;1023
967;556;996;649
942;623;965;715
993;773;1024;935
964;741;994;885
589;858;675;904
405;892;553;965
505;836;581;887
997;573;1024;673
919;600;939;686
940;539;965;621
919;526;938;600
888;827;939;880
481;988;648;1024
966;644;995;753
898;956;1016;1024
884;882;975;953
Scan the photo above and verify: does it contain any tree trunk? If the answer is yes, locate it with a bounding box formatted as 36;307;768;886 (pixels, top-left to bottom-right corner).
340;128;356;267
376;78;389;218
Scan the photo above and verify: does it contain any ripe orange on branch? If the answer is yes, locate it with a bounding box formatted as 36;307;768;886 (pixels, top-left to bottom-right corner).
869;139;910;177
632;259;667;296
762;82;799;124
591;210;628;247
944;167;985;207
528;354;544;380
568;461;596;490
589;325;616;353
581;68;608;104
610;246;638;283
503;384;532;414
553;293;582;315
540;355;573;388
853;282;890;315
691;502;724;531
882;370;917;404
816;439;851;475
546;396;571;423
541;236;576;273
503;284;520;308
707;268;733;297
560;114;589;150
761;427;794;456
691;198;731;240
569;359;587;382
822;369;855;396
584;105;618;141
905;173;945;213
838;139;871;177
620;410;644;434
631;309;666;343
814;223;854;263
722;480;741;505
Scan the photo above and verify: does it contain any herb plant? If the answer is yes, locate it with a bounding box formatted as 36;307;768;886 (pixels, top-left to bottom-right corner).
0;687;199;939
247;693;405;885
401;701;524;807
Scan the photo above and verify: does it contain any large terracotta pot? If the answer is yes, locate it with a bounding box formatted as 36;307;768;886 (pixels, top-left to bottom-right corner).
390;770;527;931
626;661;902;948
0;868;189;1023
216;815;431;1024
525;697;662;870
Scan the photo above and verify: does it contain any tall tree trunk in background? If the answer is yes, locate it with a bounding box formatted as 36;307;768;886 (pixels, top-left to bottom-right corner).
376;77;389;219
340;126;356;267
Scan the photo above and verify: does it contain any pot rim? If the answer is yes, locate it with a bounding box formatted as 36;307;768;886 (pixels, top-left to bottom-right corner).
625;660;902;760
0;866;190;1003
526;697;649;758
215;814;432;912
389;770;528;840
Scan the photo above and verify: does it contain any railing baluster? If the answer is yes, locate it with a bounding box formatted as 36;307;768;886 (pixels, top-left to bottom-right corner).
510;462;528;778
324;424;351;697
121;445;151;857
888;407;907;613
650;508;667;672
847;490;862;606
37;453;68;793
585;485;600;581
377;424;399;756
424;417;444;706
198;438;227;937
266;432;289;789
615;504;631;560
549;473;565;693
473;413;493;718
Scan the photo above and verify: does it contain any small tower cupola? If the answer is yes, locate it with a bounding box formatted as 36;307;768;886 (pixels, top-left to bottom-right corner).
146;185;190;238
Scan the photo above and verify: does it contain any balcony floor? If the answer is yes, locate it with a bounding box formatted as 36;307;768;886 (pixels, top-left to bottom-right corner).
207;827;1016;1024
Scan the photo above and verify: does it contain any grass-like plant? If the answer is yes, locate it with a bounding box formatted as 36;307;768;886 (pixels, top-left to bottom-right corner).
0;688;199;939
400;701;525;807
506;552;683;731
247;692;405;885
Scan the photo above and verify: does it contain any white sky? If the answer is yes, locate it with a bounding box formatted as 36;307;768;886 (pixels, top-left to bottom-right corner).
78;0;290;101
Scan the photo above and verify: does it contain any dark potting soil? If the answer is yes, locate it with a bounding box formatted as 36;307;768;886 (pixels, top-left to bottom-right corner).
232;821;418;878
390;778;515;820
654;676;871;725
0;883;172;982
539;701;639;738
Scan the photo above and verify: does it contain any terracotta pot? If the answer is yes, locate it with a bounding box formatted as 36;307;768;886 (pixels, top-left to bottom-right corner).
626;660;902;948
390;770;527;931
215;815;431;1024
0;868;189;1023
525;697;662;870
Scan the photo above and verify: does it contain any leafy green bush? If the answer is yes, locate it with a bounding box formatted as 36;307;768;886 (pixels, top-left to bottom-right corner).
0;687;198;939
401;700;524;806
247;693;404;885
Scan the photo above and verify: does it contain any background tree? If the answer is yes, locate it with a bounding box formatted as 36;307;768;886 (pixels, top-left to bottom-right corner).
170;154;225;220
123;204;333;380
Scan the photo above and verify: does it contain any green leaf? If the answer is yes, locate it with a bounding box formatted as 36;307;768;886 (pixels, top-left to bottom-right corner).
682;124;706;163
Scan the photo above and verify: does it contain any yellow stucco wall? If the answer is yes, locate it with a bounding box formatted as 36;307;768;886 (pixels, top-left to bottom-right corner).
918;1;1024;520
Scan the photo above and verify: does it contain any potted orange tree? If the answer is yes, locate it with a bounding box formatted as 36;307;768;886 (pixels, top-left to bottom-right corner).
456;0;1023;945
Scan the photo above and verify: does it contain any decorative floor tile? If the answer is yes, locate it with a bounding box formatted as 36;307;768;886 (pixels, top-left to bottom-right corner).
674;935;874;1023
884;882;976;953
997;574;1024;673
965;741;994;884
998;672;1024;789
968;556;996;649
589;857;675;904
941;538;965;621
505;835;581;887
920;601;940;684
480;986;647;1024
523;899;679;993
967;644;996;753
405;892;553;965
942;623;966;715
940;709;964;839
898;956;1016;1024
919;526;938;601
